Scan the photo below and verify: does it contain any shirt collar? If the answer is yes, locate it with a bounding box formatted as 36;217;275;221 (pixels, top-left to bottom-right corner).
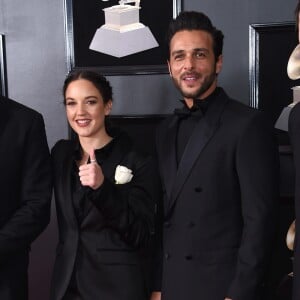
174;87;221;117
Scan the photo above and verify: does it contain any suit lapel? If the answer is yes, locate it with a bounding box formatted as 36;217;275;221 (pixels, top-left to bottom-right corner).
168;92;228;211
100;145;125;180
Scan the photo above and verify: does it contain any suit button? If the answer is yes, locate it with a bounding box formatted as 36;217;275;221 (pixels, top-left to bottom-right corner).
164;221;171;228
185;255;193;260
165;253;170;260
195;187;202;192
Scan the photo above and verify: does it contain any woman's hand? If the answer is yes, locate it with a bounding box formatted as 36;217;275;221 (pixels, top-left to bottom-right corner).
150;292;161;300
79;149;104;189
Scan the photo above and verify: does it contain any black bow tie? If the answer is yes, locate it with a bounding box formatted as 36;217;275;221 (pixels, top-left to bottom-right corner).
174;99;208;118
192;99;210;112
174;107;190;116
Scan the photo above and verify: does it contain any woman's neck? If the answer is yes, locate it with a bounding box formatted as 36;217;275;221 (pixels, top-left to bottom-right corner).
79;132;113;159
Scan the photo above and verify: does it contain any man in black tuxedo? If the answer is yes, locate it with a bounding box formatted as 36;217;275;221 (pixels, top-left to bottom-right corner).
0;96;52;299
152;11;279;300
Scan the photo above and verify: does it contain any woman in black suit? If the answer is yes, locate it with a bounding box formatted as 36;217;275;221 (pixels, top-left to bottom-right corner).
50;71;160;300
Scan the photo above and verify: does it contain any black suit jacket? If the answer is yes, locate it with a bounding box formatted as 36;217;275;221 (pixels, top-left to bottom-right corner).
156;88;279;300
50;133;161;300
0;96;52;300
288;102;300;300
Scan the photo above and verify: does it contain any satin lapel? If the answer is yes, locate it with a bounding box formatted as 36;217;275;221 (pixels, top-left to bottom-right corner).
100;141;127;180
169;94;228;211
159;116;178;202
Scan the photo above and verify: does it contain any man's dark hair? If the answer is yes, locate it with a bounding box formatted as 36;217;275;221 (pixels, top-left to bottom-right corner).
166;11;224;59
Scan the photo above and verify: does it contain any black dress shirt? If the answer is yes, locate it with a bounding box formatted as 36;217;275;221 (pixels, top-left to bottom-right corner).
175;87;220;165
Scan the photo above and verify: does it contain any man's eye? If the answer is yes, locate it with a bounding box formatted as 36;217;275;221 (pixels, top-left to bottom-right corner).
174;55;184;60
196;52;206;58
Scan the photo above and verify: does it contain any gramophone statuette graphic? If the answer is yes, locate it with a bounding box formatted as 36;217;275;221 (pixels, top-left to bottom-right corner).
275;32;300;130
89;0;159;58
275;220;295;299
287;44;300;80
287;39;300;108
286;220;296;253
287;19;300;81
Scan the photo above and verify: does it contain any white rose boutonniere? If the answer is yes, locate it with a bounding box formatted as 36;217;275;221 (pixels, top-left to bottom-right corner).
115;165;133;184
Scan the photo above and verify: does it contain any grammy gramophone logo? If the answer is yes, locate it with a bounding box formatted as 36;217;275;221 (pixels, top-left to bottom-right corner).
286;219;295;277
275;36;300;131
89;0;158;58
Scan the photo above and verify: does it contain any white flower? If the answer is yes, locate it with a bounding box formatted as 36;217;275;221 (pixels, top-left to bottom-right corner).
114;165;133;184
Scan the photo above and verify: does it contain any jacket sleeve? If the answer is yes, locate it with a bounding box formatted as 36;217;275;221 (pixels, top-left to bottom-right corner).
227;112;279;299
0;113;52;260
87;153;161;249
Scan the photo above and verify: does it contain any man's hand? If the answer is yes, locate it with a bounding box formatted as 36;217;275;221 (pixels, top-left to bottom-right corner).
79;149;104;189
150;292;161;300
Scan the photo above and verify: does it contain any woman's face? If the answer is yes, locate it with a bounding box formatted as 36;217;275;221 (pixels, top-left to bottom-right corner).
65;79;112;139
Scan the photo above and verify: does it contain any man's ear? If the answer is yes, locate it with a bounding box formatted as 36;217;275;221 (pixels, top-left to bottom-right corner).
216;54;223;75
105;100;112;115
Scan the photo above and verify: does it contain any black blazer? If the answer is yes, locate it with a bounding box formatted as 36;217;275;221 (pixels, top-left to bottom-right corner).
0;96;52;300
288;102;300;300
50;133;161;300
156;88;279;300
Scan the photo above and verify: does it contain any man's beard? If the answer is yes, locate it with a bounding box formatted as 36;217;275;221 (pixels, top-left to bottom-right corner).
173;68;217;100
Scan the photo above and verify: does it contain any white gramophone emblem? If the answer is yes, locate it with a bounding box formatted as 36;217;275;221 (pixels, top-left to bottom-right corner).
89;0;159;58
275;27;300;131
